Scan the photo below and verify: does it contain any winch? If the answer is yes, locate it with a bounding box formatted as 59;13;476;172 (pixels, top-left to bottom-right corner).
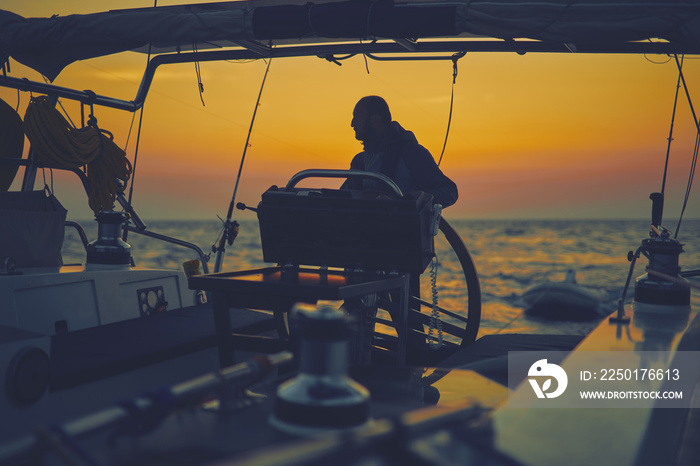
271;303;370;434
634;193;690;307
86;211;132;269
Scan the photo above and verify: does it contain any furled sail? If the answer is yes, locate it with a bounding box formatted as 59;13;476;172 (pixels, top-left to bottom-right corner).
1;0;699;81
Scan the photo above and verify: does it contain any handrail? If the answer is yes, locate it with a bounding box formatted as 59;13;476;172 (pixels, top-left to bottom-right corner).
65;221;89;252
124;225;210;274
0;75;139;112
285;169;403;197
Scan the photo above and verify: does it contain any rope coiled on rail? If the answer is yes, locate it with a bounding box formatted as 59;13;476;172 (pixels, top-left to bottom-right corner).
23;96;132;213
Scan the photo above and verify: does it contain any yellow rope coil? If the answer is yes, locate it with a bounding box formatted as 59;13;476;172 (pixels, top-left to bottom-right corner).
23;96;132;213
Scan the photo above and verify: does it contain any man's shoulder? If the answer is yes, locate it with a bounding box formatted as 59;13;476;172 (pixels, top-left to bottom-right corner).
350;151;366;168
397;137;431;159
389;123;425;152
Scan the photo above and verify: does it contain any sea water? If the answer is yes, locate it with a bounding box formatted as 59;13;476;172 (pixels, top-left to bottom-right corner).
61;218;700;339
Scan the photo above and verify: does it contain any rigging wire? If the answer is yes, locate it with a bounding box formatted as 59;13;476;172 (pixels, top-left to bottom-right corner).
123;103;147;239
123;0;157;240
672;54;700;238
41;166;54;195
675;131;699;239
213;58;273;273
643;53;672;65
193;42;205;106
3;59;21;112
360;40;371;74
123;111;138;155
437;53;464;167
41;75;78;129
611;55;698;316
661;55;683;197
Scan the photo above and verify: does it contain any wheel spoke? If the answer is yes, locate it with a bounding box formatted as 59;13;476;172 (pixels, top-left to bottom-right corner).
410;296;469;323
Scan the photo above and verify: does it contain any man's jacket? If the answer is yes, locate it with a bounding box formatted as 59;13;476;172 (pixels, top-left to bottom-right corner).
342;121;458;207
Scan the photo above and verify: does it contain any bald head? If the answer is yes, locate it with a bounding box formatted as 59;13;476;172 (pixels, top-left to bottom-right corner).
351;96;392;143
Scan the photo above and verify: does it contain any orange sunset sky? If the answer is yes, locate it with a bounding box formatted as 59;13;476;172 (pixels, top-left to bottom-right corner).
1;1;699;222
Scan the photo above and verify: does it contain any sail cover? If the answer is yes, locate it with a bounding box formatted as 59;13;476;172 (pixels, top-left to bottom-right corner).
1;0;699;81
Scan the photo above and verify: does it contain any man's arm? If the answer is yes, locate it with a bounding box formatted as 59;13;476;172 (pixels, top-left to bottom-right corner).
340;152;365;190
404;146;459;207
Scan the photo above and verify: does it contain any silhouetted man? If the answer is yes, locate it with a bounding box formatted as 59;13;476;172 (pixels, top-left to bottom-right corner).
343;96;459;365
342;95;458;207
